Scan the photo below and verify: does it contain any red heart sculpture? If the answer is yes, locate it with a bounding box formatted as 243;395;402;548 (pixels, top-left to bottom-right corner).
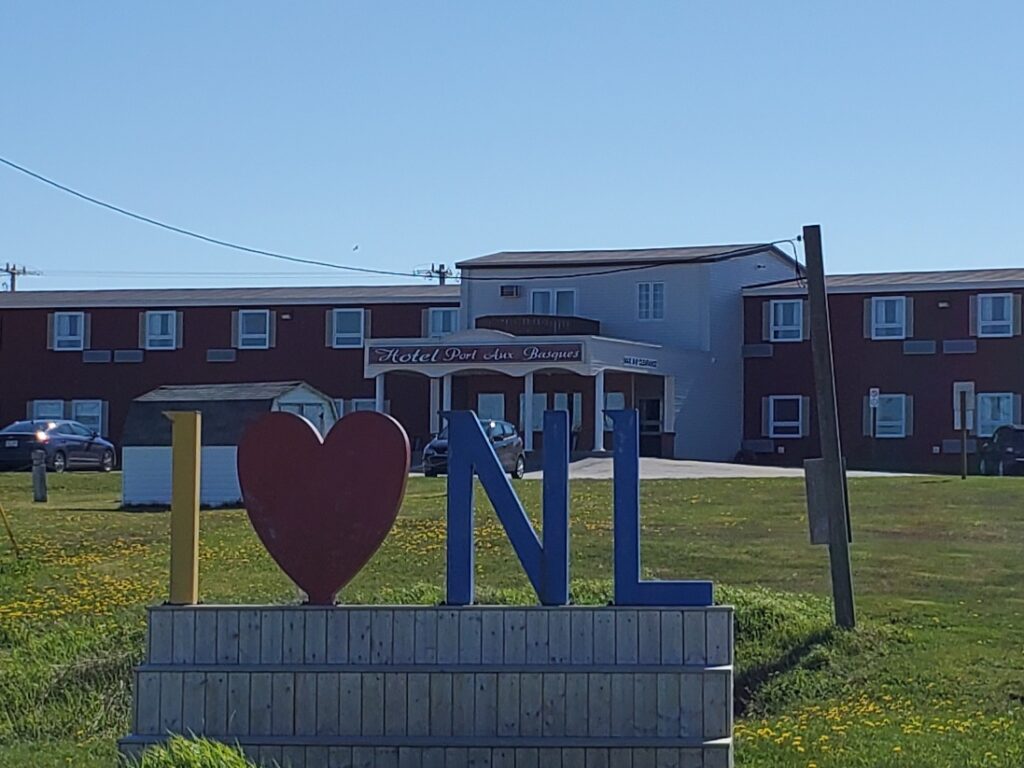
237;410;410;604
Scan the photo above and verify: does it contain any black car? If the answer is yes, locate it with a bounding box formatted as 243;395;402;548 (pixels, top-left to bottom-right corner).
423;419;526;479
978;425;1024;476
0;420;117;473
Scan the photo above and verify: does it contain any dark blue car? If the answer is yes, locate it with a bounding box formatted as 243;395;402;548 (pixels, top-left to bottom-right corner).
0;420;116;473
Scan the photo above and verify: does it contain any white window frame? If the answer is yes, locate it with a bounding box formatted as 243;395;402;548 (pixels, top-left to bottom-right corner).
637;282;665;321
144;310;177;350
53;311;86;351
238;309;271;349
873;394;907;439
428;307;460;338
870;296;907;340
32;400;65;421
530;288;577;317
331;309;365;348
71;399;105;435
977;293;1013;338
769;299;803;342
976;392;1014;437
349;399;379;413
768;395;803;439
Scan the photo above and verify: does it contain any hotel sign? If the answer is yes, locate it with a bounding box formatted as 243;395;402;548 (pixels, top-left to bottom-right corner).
369;342;583;366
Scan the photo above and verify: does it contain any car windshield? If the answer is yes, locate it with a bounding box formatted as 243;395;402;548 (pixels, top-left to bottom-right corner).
1;421;54;433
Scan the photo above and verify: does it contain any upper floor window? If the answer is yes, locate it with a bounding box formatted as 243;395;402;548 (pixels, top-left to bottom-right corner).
977;392;1015;437
769;299;803;342
236;309;271;349
52;311;86;351
977;294;1014;338
144;310;178;350
531;289;576;317
870;296;907;340
331;309;365;348
766;395;808;438
637;282;665;321
428;308;459;338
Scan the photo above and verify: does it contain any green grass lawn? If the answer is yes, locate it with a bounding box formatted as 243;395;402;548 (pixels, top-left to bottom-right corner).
0;471;1022;767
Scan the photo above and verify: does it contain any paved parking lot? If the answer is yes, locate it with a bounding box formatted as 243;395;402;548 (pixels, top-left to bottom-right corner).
525;456;909;480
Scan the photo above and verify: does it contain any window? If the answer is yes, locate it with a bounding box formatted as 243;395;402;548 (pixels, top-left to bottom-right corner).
331;309;364;348
477;393;505;422
977;294;1013;338
349;399;379;413
553;392;584;430
518;393;547;432
53;312;86;351
768;396;804;438
770;300;803;342
71;400;104;435
428;308;459;338
531;289;576;316
32;400;64;420
237;310;271;349
870;297;907;339
977;393;1015;437
637;282;665;321
604;391;626;430
872;394;907;438
144;311;177;350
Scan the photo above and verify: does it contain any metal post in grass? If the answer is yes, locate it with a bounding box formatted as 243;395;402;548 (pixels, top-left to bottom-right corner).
31;449;47;503
165;411;201;605
804;224;856;629
0;502;19;559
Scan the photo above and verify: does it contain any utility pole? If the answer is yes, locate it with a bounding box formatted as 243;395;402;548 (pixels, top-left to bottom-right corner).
804;224;856;629
2;263;41;292
420;263;452;285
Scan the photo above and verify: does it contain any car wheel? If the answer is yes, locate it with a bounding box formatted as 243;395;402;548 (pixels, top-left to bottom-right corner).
511;454;526;480
100;449;115;472
51;451;67;474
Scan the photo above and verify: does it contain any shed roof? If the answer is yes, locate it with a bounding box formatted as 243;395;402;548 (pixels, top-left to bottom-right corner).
135;381;318;403
0;284;460;309
743;268;1024;296
457;244;791;270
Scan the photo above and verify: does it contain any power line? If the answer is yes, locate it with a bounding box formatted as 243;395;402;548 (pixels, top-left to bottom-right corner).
0;156;417;280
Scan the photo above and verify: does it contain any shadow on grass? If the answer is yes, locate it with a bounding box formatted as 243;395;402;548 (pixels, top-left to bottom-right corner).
733;626;837;717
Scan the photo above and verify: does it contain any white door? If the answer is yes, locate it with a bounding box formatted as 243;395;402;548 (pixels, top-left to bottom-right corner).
477;393;505;422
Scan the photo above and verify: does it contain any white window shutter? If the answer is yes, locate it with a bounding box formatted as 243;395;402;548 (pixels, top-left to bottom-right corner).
1014;394;1022;425
802;300;810;340
63;401;73;419
904;297;914;338
101;402;110;437
800;396;811;437
175;312;184;348
231;311;240;349
968;295;978;336
83;313;92;350
421;308;429;337
363;309;372;341
1014;295;1022;336
863;299;872;338
862;396;872;436
138;312;146;348
269;311;278;348
25;401;33;419
46;314;54;350
761;302;771;341
905;395;914;436
761;397;770;437
325;310;333;347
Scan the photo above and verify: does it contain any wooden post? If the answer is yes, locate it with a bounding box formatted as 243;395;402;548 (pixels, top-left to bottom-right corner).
0;502;19;559
803;224;856;629
165;411;201;605
960;389;968;479
31;449;47;503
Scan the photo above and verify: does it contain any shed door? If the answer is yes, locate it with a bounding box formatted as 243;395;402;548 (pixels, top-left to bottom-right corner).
280;403;327;434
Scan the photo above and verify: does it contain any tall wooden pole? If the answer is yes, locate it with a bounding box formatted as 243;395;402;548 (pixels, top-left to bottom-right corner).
166;411;201;605
803;225;856;629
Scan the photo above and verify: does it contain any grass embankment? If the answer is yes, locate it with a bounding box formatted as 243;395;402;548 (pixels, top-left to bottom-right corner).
0;472;1021;767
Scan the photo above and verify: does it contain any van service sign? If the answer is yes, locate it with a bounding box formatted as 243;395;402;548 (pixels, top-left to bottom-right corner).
369;342;583;365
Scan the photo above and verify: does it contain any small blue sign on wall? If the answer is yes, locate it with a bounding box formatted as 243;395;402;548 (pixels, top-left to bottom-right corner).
445;409;713;607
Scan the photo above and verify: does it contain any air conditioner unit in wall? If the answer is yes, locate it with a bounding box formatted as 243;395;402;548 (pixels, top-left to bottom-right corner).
500;285;521;298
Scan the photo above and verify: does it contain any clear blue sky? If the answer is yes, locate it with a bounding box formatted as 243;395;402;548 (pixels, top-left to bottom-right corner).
1;2;1021;290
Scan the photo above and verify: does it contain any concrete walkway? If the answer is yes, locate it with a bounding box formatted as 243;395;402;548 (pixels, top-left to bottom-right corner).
524;456;909;480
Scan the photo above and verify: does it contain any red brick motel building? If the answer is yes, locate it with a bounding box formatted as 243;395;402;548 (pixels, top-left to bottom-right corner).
1;246;1020;474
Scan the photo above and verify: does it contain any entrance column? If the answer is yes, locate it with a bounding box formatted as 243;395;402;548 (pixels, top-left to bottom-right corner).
442;374;453;412
429;377;441;434
374;374;386;413
594;369;606;452
663;375;676;432
524;372;535;452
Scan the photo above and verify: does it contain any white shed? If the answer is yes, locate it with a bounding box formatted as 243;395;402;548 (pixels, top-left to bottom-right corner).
121;381;338;507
